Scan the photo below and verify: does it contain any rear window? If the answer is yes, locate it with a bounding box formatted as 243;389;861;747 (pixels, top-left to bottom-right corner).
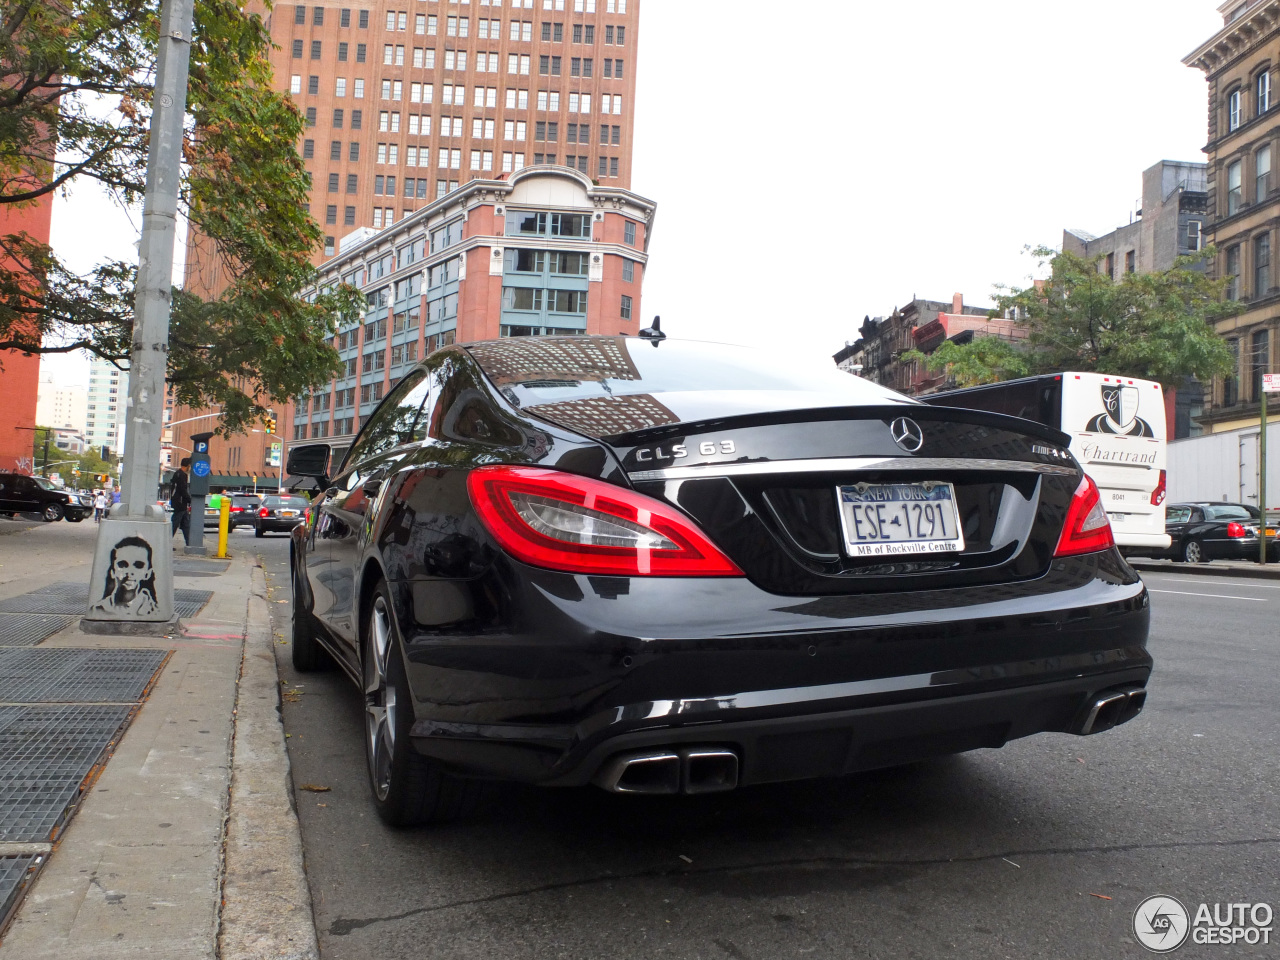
1204;505;1253;521
263;497;309;508
466;337;909;437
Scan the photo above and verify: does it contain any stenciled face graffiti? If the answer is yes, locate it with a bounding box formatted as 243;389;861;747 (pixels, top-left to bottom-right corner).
1085;383;1155;437
89;535;159;617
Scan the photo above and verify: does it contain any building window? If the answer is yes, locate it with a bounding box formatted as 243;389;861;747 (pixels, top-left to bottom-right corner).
344;206;356;226
1186;219;1203;251
324;236;335;256
333;108;344;128
303;138;314;159
1229;88;1243;131
330;140;341;161
325;204;337;224
623;220;636;246
622;259;634;282
1251;329;1271;400
1255;232;1271;297
328;172;339;193
1226;244;1241;300
1258;144;1271;203
351;109;362;128
1104;252;1115;279
354;78;365;98
349;142;360;161
295;5;305;24
347;173;358;193
305;106;316;126
310;40;322;60
290;74;302;94
341;8;350;27
1125;250;1135;274
358;9;368;28
1228;159;1243;215
620;294;632;320
1259;70;1272;115
313;6;324;26
292;39;303;59
356;43;367;63
610;156;618;177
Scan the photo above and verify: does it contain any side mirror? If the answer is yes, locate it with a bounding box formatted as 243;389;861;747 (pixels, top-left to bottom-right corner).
287;443;332;485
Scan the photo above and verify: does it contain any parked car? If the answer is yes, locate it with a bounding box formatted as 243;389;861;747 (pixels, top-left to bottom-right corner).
1161;502;1279;563
253;495;309;537
204;493;261;529
285;337;1152;826
0;472;91;522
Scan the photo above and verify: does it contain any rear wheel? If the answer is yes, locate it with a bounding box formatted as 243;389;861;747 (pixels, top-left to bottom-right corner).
364;581;491;826
41;503;63;522
254;524;265;538
1182;539;1206;563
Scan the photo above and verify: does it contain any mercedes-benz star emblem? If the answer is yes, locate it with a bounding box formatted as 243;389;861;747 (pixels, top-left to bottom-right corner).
889;417;925;453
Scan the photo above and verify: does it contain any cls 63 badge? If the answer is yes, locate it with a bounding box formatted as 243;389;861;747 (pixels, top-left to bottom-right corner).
633;440;736;463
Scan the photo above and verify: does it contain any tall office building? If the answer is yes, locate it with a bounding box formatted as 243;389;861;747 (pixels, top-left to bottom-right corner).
185;0;639;295
177;0;644;481
85;357;128;456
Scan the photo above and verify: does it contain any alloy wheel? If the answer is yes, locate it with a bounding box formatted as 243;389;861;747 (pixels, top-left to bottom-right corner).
1185;540;1203;563
364;594;397;802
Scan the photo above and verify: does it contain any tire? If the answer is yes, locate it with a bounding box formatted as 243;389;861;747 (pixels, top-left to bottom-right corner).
66;515;85;523
42;503;63;523
363;580;491;826
290;564;330;673
1182;539;1207;564
254;524;264;538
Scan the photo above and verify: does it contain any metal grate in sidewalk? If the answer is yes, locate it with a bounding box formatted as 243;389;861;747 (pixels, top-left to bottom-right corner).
0;649;169;704
0;614;77;647
0;583;213;619
0;855;39;931
0;704;132;842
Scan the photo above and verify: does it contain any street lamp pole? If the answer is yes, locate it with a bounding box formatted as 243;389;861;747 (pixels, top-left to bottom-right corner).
84;0;195;634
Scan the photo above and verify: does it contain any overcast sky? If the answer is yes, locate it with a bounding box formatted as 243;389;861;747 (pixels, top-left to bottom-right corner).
45;0;1226;383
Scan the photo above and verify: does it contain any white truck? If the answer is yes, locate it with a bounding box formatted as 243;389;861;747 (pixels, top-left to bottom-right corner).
927;371;1170;552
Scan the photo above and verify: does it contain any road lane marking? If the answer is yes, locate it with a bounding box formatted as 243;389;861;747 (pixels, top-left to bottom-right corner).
1148;589;1267;602
1142;575;1280;590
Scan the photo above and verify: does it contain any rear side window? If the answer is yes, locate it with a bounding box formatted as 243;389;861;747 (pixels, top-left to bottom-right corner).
344;368;432;466
1166;507;1191;523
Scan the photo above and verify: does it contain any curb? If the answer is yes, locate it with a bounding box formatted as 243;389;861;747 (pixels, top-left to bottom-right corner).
218;564;319;960
1129;560;1280;580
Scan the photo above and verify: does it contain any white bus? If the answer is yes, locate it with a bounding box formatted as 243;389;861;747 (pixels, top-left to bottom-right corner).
927;372;1170;552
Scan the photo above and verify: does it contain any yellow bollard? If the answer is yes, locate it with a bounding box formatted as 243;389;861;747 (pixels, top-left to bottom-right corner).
216;495;230;558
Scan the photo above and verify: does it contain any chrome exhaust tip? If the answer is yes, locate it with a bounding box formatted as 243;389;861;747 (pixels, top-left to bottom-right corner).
1074;686;1147;735
594;752;681;795
681;748;739;794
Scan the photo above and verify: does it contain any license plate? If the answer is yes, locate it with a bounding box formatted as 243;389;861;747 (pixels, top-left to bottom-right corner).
280;510;297;517
837;482;965;557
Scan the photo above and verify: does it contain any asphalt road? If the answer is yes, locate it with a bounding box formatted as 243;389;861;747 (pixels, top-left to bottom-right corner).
248;531;1280;960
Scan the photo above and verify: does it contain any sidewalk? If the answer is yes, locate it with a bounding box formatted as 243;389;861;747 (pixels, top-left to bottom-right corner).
0;519;316;959
1128;556;1280;579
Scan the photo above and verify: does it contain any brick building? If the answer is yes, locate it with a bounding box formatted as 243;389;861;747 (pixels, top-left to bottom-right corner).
1184;0;1280;432
0;193;52;475
171;165;654;478
175;0;644;481
833;294;998;396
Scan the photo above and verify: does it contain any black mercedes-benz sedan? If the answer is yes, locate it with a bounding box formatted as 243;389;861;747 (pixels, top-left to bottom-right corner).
286;336;1151;825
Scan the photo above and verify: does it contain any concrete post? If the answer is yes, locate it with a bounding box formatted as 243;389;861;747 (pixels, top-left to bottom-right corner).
83;0;194;634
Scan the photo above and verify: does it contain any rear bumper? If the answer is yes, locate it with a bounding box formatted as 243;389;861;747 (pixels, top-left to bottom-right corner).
1114;531;1171;550
396;551;1152;787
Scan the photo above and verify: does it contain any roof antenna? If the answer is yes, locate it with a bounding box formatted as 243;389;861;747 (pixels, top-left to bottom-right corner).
638;315;665;345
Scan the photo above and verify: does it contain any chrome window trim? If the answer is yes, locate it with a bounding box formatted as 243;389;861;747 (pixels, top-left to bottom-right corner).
627;457;1077;483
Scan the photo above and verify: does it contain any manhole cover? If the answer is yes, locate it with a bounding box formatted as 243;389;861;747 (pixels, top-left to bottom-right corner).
0;614;76;647
0;649;169;704
0;704;132;842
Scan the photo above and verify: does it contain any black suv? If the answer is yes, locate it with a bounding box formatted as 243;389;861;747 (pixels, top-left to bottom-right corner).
0;473;92;522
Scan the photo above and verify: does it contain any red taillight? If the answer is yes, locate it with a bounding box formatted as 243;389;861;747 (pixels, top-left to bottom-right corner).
231;506;243;513
1150;469;1166;507
466;465;743;577
1227;521;1247;538
259;507;269;517
1054;474;1116;557
304;508;311;523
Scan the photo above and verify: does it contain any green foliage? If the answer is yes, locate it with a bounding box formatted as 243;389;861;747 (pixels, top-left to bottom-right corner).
907;248;1239;390
903;337;1030;388
0;0;362;434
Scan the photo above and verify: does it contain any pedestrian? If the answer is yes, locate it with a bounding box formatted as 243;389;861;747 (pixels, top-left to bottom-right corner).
93;489;107;522
169;458;192;546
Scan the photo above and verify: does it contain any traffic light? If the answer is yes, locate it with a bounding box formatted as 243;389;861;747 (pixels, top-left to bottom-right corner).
264;414;276;434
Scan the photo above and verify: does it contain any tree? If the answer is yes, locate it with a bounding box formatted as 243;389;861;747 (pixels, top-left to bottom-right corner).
0;0;363;433
902;336;1029;388
909;247;1240;389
